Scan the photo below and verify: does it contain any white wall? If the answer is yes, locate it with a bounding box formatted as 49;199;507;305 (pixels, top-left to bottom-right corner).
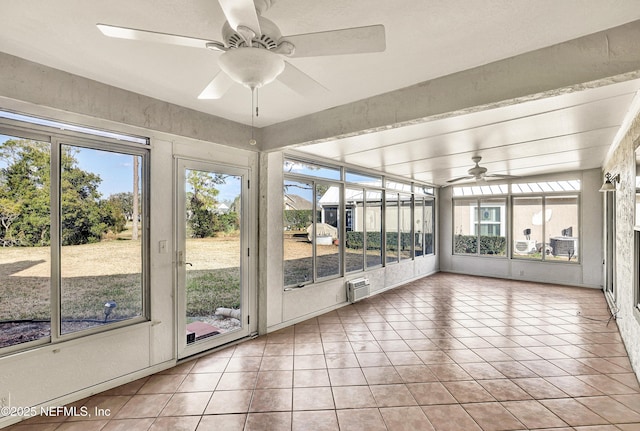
439;169;603;288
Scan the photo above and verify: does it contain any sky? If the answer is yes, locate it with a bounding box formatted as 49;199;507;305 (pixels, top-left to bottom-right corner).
1;134;139;198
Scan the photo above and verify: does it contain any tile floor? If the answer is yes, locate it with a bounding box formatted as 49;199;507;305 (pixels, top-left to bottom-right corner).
7;273;640;430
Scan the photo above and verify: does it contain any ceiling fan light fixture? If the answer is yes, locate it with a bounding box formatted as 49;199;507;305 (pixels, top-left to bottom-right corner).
218;47;284;89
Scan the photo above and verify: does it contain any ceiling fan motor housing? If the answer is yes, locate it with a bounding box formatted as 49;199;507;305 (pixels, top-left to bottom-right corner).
222;17;281;50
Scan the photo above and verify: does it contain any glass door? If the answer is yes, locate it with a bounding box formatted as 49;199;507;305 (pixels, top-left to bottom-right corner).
177;159;249;359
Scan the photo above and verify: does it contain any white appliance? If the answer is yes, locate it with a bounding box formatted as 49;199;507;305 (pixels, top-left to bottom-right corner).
347;277;370;303
513;240;537;255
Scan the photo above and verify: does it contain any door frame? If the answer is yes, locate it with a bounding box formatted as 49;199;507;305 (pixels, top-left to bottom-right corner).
175;157;253;359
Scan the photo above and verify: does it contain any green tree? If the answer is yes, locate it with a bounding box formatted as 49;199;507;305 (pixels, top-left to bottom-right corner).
0;139;125;246
186;170;226;238
0;139;52;245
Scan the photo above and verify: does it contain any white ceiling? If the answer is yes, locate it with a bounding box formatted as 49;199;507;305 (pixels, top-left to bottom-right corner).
2;0;640;185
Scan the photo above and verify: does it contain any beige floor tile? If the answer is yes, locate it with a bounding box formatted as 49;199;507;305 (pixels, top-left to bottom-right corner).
443;380;495;403
336;408;387;431
204;390;252;414
369;383;417;407
463;402;525;431
407;382;457;405
395;365;438;383
293;369;330;387
258;355;294;371
137;375;186;394
159;392;211;416
332;386;376;409
101;418;155;431
215;371;257;390
292;410;339;431
361;366;404;385
293;354;326;370
422;404;482;431
262;343;294;356
114;394;172;419
177;373;221;392
328;367;367;386
255;370;293;389
479;379;532;401
292;386;335;410
245;412;291;431
512;377;569;399
380;406;435;431
225;356;262;372
540;398;609;426
324;353;359;368
249;388;292;412
196;414;246;431
501;400;568;429
577;396;640;423
148;416;200;431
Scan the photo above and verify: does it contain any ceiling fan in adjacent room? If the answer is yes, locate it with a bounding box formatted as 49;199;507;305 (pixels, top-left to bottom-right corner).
446;156;519;184
96;0;386;99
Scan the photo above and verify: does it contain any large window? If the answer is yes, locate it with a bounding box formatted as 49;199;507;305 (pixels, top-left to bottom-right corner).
0;119;148;353
283;158;434;288
512;186;580;263
283;165;342;287
453;197;506;257
452;180;580;263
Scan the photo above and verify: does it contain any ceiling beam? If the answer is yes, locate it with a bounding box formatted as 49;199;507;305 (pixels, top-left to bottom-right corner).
0;51;257;149
260;19;640;152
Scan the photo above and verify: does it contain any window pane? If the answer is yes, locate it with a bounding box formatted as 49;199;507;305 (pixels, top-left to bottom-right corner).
60;145;144;334
546;195;579;262
0;135;51;348
424;198;435;255
478;198;506;257
385;192;399;263
345;171;382;187
365;190;383;268
399;193;412;260
385;180;412;193
316;183;340;279
512;197;543;260
345;187;364;273
283;179;314;286
414;198;424;257
283;159;340;180
453;199;477;255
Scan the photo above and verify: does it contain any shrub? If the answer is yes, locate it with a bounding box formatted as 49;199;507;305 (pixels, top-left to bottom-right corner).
454;235;506;255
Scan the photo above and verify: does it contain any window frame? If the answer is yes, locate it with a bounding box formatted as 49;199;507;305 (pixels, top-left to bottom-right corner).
453;196;508;257
0;115;150;356
511;192;581;263
283;156;436;289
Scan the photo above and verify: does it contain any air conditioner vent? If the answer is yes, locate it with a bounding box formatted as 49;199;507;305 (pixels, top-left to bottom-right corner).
347;277;370;303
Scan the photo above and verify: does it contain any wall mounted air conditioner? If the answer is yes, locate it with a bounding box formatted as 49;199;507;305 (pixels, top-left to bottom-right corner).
513;240;536;255
347;277;370;303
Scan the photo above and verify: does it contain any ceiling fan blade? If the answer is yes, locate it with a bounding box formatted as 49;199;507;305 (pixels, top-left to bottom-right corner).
97;24;221;49
218;0;262;35
485;174;520;179
284;24;386;58
198;71;234;99
446;176;474;184
277;61;328;97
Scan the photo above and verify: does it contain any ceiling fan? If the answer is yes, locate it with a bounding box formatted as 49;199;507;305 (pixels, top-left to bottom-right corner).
97;0;386;99
446;156;519;184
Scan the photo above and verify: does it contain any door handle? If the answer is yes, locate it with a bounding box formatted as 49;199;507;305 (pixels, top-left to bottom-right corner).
185;262;193;267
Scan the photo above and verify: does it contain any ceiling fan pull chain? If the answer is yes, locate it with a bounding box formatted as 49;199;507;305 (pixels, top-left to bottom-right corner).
256;88;259;117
